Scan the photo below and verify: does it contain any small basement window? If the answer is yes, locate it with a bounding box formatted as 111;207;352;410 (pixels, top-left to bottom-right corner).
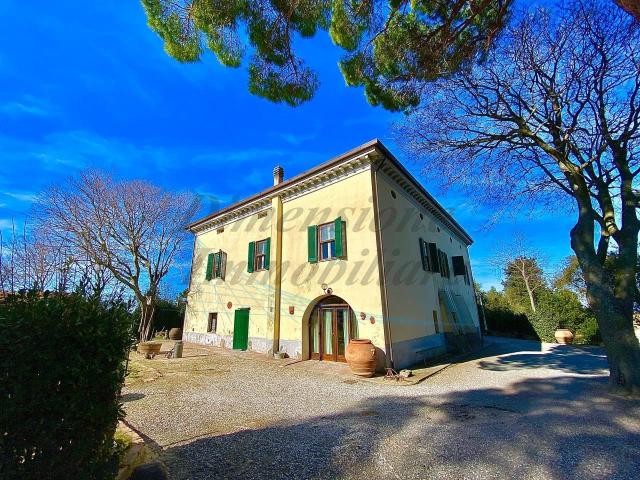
390;190;397;199
208;312;218;333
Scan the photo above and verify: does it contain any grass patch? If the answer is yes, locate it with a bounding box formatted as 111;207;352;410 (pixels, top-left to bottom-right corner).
113;429;133;462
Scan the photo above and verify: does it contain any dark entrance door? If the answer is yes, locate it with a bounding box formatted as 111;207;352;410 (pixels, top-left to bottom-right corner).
232;308;250;350
309;297;354;362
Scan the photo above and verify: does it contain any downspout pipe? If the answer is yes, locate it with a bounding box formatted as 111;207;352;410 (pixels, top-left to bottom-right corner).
271;166;285;354
370;156;395;370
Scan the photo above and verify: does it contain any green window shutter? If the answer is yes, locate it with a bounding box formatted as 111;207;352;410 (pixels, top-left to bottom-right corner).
334;216;344;258
205;253;214;280
247;241;255;273
220;252;227;280
214;251;222;278
419;238;428;271
264;237;271;270
307;225;317;263
428;243;440;273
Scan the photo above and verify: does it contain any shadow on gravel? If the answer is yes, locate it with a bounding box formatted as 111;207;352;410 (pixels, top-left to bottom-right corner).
478;344;608;375
121;392;146;403
162;375;639;480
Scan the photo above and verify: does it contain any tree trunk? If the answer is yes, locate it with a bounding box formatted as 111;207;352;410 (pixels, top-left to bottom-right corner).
523;276;537;312
138;297;156;343
584;275;640;395
572;220;640;396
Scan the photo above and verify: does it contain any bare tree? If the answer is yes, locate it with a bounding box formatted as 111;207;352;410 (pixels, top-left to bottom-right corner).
401;1;640;394
0;220;74;295
37;171;199;342
489;236;548;312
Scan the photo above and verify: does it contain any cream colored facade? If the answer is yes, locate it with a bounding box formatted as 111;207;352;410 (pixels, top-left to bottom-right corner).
184;140;481;369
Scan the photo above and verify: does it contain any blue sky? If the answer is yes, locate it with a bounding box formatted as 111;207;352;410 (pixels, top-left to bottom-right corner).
0;1;577;294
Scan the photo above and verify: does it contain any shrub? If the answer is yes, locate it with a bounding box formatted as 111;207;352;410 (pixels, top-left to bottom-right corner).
481;287;537;338
574;316;602;345
0;292;134;480
527;309;558;343
484;306;536;339
527;289;598;343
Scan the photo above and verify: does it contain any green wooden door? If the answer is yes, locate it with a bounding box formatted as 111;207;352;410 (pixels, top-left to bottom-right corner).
232;308;250;350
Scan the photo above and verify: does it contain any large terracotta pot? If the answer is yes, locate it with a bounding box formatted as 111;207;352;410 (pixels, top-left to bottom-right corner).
138;341;162;359
555;329;574;345
345;339;377;377
168;328;183;340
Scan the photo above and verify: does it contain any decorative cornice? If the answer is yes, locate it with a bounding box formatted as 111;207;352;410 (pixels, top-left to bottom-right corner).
189;139;473;245
191;149;378;234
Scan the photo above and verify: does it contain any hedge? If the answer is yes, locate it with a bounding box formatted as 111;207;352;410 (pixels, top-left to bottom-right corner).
0;293;133;480
484;306;537;339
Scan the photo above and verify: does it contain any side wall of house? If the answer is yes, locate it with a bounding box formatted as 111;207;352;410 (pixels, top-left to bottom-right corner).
184;209;275;352
375;171;480;369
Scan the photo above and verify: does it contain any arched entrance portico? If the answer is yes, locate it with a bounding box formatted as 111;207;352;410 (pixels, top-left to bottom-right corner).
301;295;358;362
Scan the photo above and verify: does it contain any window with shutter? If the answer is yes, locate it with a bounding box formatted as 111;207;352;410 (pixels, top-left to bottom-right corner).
314;217;346;261
438;250;450;278
253;238;269;271
213;252;220;278
264;237;271;270
205;253;214;280
452;255;466;276
419;238;428;271
247;241;255;273
308;225;318;263
428;243;440;273
206;251;227;280
220;251;227;280
334;216;345;258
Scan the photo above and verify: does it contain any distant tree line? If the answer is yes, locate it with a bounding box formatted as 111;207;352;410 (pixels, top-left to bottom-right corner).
478;250;640;345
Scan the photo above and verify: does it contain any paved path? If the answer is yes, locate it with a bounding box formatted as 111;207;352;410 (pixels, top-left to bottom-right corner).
123;337;640;480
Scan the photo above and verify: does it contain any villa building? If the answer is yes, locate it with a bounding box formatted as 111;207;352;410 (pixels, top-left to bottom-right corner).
184;140;481;370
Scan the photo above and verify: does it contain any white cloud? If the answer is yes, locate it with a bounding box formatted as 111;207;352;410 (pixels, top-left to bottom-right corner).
275;132;317;146
2;191;38;203
0;218;15;230
0;130;182;176
0;95;56;118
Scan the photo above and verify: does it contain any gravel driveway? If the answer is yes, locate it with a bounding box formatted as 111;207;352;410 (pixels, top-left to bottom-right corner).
123;337;640;480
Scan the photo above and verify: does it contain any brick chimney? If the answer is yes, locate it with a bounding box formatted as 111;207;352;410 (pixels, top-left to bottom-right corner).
273;165;284;186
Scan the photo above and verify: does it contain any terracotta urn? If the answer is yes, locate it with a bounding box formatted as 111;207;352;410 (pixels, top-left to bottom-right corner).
554;329;574;345
138;341;162;359
168;328;183;340
345;339;377;377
